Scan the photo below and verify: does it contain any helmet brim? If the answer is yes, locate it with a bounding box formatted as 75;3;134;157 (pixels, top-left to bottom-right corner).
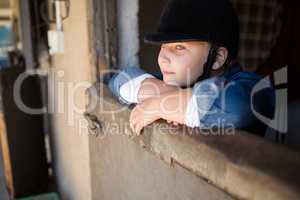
144;33;210;44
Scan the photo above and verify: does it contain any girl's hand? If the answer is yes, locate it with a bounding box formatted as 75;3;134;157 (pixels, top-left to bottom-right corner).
167;120;179;126
129;98;161;135
130;88;193;135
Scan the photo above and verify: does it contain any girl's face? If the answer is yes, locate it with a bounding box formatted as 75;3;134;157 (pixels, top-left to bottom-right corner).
158;41;210;87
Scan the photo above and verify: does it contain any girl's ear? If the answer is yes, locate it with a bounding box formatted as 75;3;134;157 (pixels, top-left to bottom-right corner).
212;47;228;70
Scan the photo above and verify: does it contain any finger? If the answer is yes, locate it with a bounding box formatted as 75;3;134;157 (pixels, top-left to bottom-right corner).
172;121;177;125
129;109;136;123
135;117;148;135
130;110;139;128
132;118;142;135
132;119;137;133
136;122;144;135
130;120;135;133
130;116;138;134
131;119;139;135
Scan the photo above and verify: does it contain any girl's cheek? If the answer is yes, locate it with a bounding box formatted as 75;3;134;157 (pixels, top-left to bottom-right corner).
178;56;191;70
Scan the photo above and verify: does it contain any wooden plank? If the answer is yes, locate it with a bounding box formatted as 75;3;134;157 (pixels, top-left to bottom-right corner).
19;0;36;69
87;0;118;82
0;147;10;200
0;8;12;18
0;113;14;198
0;20;11;26
85;83;300;200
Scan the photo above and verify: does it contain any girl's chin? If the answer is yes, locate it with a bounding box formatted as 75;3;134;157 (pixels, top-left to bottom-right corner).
163;78;180;86
163;77;191;87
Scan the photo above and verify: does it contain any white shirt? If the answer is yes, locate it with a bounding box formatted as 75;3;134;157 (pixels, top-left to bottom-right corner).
119;73;155;103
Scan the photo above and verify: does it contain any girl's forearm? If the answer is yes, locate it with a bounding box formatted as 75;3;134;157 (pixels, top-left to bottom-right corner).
154;88;193;124
137;78;180;103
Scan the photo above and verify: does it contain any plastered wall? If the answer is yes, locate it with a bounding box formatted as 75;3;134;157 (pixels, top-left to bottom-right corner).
49;0;92;199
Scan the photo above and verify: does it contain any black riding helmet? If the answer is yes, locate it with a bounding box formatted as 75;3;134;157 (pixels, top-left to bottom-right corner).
144;0;240;81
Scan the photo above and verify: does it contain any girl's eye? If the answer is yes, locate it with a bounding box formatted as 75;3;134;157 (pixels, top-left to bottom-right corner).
175;45;186;50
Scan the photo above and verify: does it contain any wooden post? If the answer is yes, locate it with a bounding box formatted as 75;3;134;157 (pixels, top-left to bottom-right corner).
87;0;118;82
0;113;14;198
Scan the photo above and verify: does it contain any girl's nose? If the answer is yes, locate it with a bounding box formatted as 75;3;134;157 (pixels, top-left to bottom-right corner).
158;48;170;65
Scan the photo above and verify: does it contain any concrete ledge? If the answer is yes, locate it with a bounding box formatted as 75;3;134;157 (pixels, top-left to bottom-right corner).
85;83;300;200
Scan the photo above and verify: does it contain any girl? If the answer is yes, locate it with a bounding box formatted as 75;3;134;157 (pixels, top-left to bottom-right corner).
108;0;274;135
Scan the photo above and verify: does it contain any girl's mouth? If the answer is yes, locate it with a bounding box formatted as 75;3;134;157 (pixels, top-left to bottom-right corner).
162;70;175;75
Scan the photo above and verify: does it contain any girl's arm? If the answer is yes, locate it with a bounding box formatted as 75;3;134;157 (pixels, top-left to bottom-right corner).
137;78;179;103
108;66;178;105
130;75;275;135
130;78;222;134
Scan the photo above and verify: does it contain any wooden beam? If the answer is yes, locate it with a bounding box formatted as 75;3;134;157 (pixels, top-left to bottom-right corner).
0;20;11;26
87;0;118;82
19;0;36;69
0;8;12;18
85;83;300;200
0;113;14;198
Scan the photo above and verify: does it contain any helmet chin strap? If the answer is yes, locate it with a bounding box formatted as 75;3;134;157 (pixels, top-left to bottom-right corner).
196;45;219;82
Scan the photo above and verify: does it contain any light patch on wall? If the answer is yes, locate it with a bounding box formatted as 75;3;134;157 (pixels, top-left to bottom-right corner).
0;0;10;9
